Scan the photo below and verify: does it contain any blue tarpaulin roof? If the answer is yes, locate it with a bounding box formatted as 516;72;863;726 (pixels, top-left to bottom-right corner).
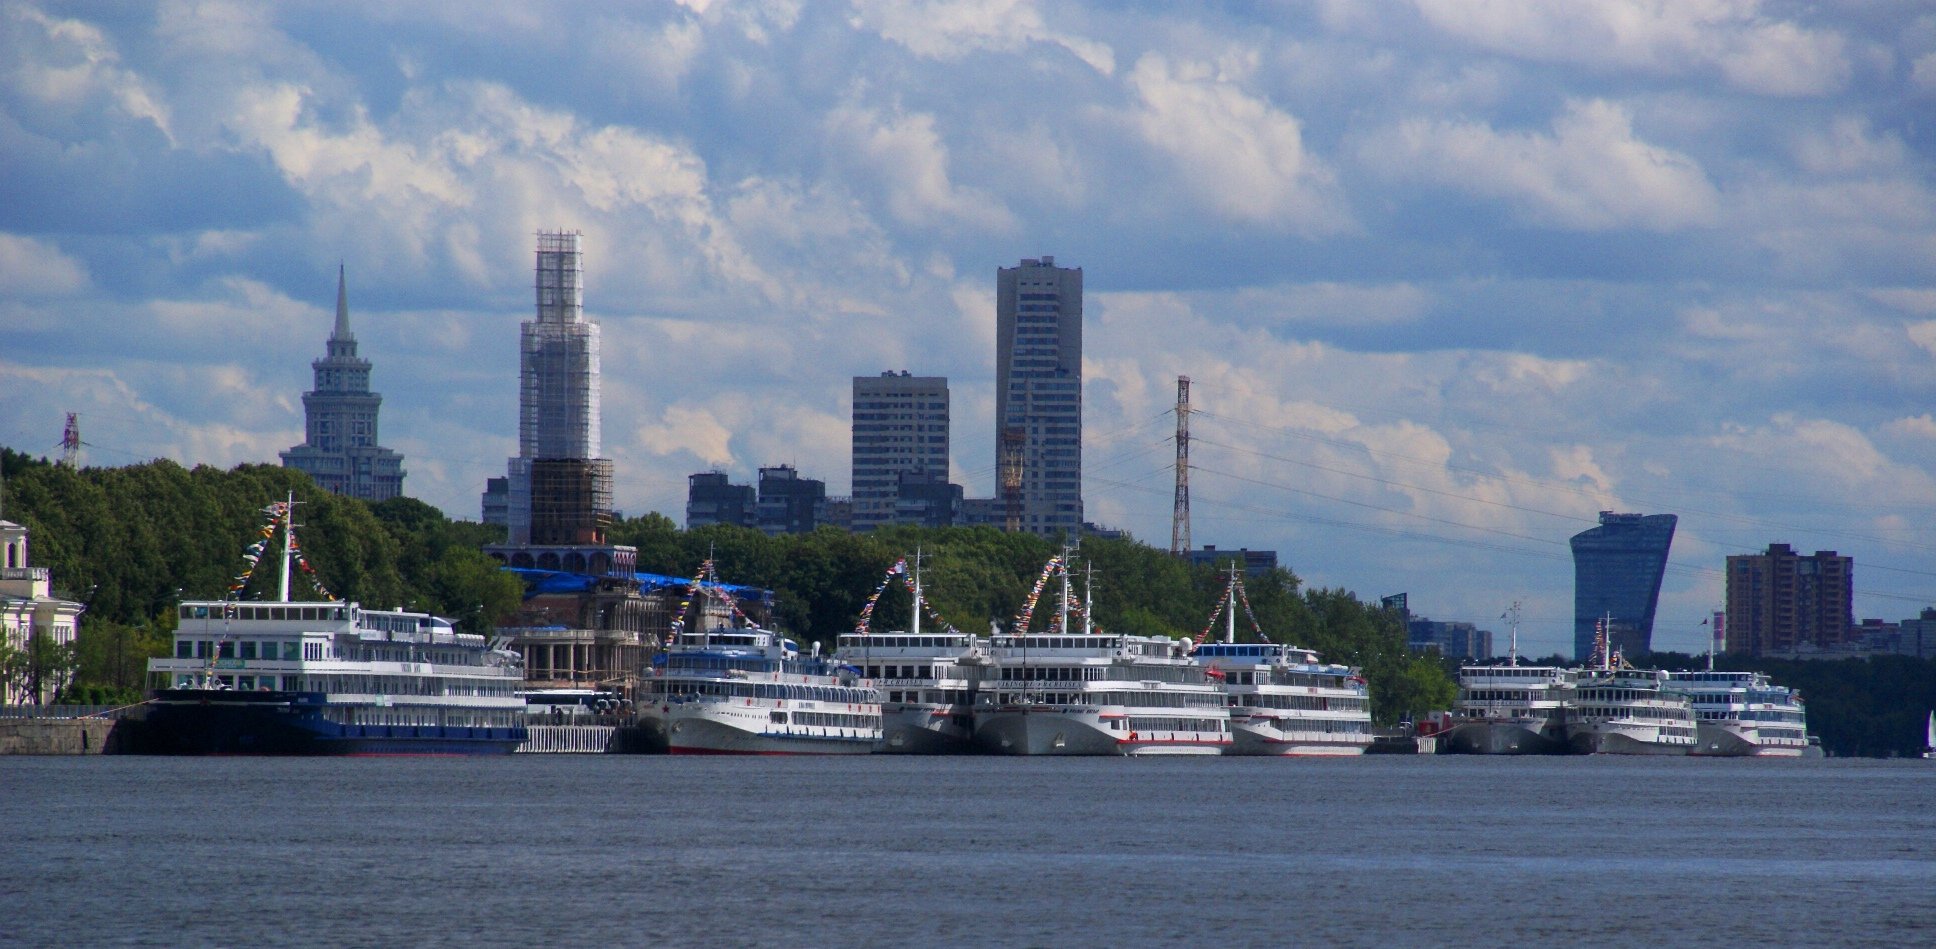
503;566;770;600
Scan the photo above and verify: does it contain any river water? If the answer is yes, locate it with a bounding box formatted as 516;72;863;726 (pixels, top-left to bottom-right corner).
2;755;1932;947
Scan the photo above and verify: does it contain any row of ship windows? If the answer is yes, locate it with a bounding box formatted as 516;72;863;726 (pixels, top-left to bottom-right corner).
885;690;970;704
980;691;1227;709
651;681;875;704
1117;718;1225;733
181;605;351;622
1698;710;1806;723
320;708;522;728
162;674;514;696
1573;708;1694;723
766;711;880;728
178;640;304;661
1241;695;1369;711
1225;672;1359;689
996;666;1206;684
1250;719;1372;734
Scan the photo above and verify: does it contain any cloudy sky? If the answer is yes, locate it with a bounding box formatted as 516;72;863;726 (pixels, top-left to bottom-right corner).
5;0;1936;655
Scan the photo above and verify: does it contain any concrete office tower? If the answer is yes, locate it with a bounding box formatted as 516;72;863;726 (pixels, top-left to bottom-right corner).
995;256;1083;538
1571;512;1677;660
851;371;951;531
281;266;406;501
503;231;608;545
1725;544;1854;656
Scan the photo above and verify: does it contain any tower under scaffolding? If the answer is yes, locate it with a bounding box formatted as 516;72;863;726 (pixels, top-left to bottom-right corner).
520;231;599;461
506;230;606;546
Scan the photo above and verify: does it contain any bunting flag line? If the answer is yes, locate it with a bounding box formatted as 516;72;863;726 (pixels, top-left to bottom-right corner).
226;499;335;601
1010;555;1064;635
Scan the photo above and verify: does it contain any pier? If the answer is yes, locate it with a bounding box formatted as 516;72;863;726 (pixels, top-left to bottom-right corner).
0;706;133;755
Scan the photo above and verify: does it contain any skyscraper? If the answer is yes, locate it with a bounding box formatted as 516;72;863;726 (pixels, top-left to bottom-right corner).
1725;544;1853;656
995;256;1083;538
281;266;405;501
851;371;951;531
500;231;609;546
1571;511;1676;659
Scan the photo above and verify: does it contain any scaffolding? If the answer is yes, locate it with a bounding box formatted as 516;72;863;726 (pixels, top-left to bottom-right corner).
534;230;583;325
529;458;614;546
518;230;600;460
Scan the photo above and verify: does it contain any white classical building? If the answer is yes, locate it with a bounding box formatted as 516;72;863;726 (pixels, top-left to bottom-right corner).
1;519;84;704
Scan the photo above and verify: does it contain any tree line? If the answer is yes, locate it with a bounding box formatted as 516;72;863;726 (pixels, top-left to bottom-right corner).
2;450;1451;721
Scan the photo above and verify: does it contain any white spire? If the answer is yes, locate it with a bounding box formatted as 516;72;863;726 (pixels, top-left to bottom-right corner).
331;263;352;342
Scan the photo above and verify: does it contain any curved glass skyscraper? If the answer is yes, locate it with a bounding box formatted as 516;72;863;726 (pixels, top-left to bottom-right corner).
1571;511;1677;660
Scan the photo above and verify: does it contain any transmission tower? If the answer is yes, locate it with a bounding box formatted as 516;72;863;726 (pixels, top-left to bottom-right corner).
1170;376;1191;555
59;413;81;468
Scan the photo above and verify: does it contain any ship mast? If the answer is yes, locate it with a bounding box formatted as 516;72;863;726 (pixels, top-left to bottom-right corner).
910;548;922;638
1057;545;1073;636
1082;559;1094;636
1225;563;1238;645
278;491;297;603
1505;601;1521;666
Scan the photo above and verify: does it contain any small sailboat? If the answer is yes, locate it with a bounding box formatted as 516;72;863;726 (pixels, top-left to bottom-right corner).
1924;710;1935;760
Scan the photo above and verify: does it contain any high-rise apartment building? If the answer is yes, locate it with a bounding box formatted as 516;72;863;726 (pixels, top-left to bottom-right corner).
1571;511;1676;659
995;256;1083;538
1725;544;1853;656
281;266;406;501
851;371;951;531
495;231;609;546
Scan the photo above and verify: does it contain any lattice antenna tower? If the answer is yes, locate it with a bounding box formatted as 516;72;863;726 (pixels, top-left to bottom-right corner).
59;413;81;469
1170;376;1191;556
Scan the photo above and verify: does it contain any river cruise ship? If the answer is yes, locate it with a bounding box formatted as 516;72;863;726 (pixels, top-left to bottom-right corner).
835;554;985;753
1191;642;1371;755
1565;667;1697;755
144;499;526;755
1665;670;1809;757
973;632;1231;755
838;631;984;754
638;627;881;755
146;601;528;755
1440;664;1576;755
1190;568;1369;755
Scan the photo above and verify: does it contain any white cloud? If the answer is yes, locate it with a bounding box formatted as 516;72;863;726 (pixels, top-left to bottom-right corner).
0;234;88;297
1361;98;1720;231
1124;53;1352;233
5;1;174;141
823;103;1017;233
851;0;1115;75
1408;0;1852;97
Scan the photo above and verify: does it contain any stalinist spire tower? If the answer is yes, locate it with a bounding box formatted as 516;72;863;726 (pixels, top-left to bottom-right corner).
281;266;406;500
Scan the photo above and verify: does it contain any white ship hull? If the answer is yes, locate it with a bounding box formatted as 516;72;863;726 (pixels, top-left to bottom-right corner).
1691;722;1807;757
660;701;877;755
878;703;976;754
975;706;1226;756
1568;722;1694;756
1228;716;1370;756
1440;718;1570;756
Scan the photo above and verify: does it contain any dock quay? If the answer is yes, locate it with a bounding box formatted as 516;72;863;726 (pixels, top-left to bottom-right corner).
517;719;660;753
0;706;138;755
